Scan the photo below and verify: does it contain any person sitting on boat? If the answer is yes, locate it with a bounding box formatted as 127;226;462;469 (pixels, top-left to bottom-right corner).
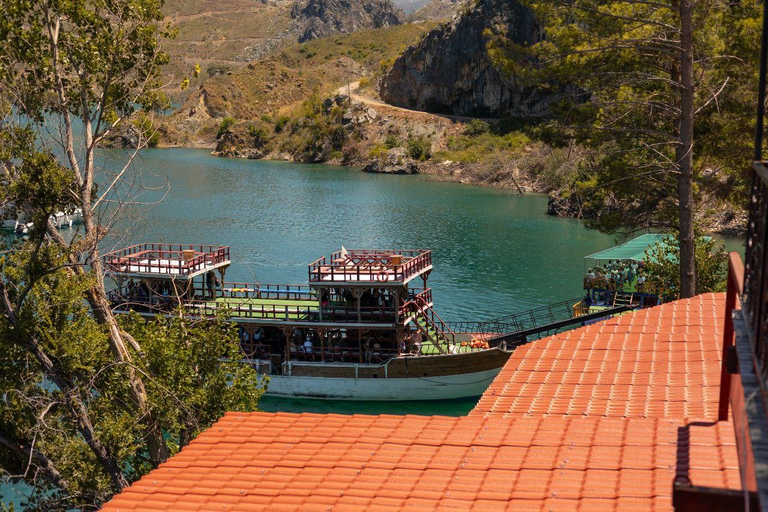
253;326;264;343
399;340;407;355
303;338;314;354
410;330;423;355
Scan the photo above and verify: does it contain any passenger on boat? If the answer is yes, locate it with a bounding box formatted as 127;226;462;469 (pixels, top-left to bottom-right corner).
410;330;423;355
253;326;264;342
303;336;314;354
399;340;407;355
126;278;136;299
206;271;220;299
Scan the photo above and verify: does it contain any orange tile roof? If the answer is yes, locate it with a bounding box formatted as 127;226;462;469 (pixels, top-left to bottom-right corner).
103;294;741;511
473;293;726;420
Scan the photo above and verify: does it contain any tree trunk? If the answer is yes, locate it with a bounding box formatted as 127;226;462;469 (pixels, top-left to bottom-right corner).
87;253;170;466
677;0;698;298
0;283;128;492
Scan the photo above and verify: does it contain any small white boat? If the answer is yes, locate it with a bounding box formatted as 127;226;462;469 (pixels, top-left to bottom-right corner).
9;208;83;235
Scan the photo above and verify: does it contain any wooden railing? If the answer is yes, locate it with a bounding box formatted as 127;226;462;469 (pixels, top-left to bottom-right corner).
398;288;433;318
103;243;230;276
719;252;744;421
109;288;394;324
219;283;314;301
308;249;431;283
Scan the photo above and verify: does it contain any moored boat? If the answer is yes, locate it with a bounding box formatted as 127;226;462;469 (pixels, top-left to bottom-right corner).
103;244;511;401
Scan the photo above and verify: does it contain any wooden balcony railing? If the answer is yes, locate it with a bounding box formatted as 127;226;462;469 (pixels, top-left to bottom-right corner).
308;249;431;284
102;243;230;276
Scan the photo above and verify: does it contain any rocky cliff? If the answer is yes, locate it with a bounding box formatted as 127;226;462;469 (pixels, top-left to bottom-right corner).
379;0;557;117
292;0;405;42
411;0;463;20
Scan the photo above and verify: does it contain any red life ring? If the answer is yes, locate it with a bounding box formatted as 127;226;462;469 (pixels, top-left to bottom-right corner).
377;271;388;283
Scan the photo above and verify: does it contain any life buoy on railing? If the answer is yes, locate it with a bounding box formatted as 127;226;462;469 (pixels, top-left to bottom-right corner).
499;340;507;351
377;271;388;283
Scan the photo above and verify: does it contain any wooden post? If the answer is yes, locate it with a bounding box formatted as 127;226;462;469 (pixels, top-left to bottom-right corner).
282;327;292;363
358;328;363;363
317;329;324;363
353;288;364;324
318;287;325;322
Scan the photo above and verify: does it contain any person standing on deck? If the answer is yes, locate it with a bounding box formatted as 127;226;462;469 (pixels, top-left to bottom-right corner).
206;271;220;300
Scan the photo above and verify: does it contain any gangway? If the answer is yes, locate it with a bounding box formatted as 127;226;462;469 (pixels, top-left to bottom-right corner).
475;297;638;348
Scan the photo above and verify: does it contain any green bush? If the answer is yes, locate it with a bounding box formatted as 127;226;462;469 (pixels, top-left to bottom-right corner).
133;113;160;147
465;119;490;136
384;134;400;149
407;137;431;161
274;116;290;133
217;116;236;138
247;123;269;146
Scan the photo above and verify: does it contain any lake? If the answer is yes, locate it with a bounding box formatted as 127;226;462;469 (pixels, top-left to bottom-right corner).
93;148;742;415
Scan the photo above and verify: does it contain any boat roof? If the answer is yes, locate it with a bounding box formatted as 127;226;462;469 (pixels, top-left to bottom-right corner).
102;243;230;280
308;248;432;287
584;233;669;262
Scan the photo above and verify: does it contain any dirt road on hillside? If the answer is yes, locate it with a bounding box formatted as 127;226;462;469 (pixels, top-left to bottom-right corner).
334;81;490;124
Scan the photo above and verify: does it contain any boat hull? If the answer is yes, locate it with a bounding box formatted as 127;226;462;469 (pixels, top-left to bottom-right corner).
260;348;511;401
264;367;502;400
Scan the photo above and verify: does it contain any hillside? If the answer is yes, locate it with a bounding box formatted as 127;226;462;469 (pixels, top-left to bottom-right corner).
160;0;299;96
160;23;438;147
292;0;405;42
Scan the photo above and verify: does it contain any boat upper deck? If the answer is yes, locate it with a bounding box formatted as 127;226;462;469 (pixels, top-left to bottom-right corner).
102;243;230;279
308;249;432;286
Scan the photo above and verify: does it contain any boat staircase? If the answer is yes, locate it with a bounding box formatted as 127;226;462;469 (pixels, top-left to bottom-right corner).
450;297;637;350
402;292;455;354
613;291;636;307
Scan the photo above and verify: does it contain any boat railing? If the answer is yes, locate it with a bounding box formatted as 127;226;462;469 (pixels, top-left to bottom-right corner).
478;298;583;337
308;249;431;284
398;288;433;318
445;321;486;334
103;243;230;276
219;282;314;301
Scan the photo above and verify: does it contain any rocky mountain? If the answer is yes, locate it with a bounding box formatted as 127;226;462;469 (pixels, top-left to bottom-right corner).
411;0;463;20
379;0;558;117
291;0;405;42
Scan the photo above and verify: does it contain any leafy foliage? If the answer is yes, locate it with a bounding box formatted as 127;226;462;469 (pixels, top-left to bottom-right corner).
643;236;728;299
0;0;264;509
491;0;760;294
407;136;432;161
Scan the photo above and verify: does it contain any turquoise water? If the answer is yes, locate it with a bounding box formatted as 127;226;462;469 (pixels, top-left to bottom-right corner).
104;148;626;320
95;147;742;415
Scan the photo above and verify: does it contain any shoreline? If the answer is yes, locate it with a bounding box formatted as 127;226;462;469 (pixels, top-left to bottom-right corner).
145;143;748;238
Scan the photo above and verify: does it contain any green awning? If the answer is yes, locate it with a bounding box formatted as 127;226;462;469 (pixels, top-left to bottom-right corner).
584;234;670;262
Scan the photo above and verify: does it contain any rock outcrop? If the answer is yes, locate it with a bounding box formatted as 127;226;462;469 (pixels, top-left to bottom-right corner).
411;0;463;20
379;0;558;117
292;0;405;42
363;147;419;174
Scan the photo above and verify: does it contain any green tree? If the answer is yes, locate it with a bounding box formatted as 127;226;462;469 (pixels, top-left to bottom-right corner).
492;0;760;297
0;0;264;508
643;235;728;300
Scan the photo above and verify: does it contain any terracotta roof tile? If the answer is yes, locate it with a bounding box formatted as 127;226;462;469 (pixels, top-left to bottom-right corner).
103;294;742;511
